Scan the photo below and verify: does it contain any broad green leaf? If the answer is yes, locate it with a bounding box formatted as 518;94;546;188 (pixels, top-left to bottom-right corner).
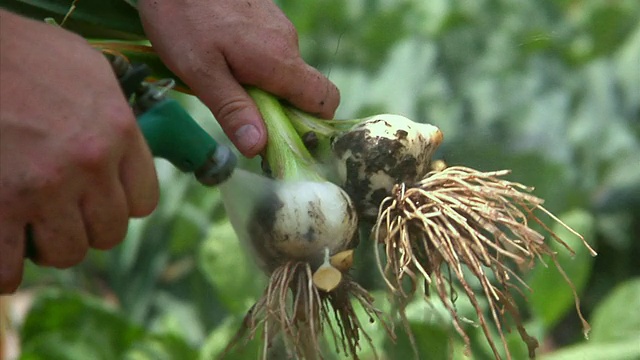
593;151;640;213
437;140;577;213
124;333;198;360
593;182;640;214
20;290;145;360
19;333;115;360
167;185;221;257
198;219;263;315
528;209;596;330
149;292;206;347
540;337;640;360
279;0;417;73
339;290;391;359
384;321;461;360
4;0;145;39
578;2;640;62
381;289;510;360
614;21;640;118
107;170;191;322
589;278;640;343
198;317;261;360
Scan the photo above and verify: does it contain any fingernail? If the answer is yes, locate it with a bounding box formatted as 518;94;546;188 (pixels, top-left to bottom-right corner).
235;124;262;153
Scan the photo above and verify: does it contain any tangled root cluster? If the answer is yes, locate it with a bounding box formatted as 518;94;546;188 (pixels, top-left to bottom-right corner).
373;166;597;359
226;166;596;359
225;261;393;360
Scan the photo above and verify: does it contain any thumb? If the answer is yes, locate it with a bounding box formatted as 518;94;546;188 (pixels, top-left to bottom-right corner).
190;66;267;158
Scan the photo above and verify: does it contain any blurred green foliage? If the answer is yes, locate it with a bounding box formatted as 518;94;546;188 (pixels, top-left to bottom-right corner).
5;0;640;359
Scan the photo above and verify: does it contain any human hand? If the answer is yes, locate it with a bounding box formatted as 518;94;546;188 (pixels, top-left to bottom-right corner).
137;0;340;157
0;11;159;293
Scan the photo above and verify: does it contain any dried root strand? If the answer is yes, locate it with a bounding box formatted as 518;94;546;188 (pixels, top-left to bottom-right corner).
373;166;596;360
224;261;393;359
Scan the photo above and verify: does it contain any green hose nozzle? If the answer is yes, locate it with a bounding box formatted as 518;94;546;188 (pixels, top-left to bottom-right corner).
106;53;236;186
137;98;236;185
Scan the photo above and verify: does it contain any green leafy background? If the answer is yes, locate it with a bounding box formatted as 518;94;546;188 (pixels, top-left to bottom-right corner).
2;0;639;359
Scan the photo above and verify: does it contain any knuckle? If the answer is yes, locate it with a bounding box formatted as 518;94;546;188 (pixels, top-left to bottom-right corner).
130;193;158;218
62;247;89;267
81;189;132;250
92;234;124;251
71;102;136;170
71;137;112;170
264;21;299;59
127;172;160;218
37;244;88;269
280;20;299;44
215;96;250;128
105;101;138;140
24;164;65;193
90;217;128;251
29;222;89;268
51;251;87;269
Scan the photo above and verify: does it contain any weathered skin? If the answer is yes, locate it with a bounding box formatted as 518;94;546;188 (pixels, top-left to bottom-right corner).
248;181;358;272
332;115;443;218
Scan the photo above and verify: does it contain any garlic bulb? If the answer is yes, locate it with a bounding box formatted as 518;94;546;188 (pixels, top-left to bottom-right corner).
247;180;358;272
332;114;443;218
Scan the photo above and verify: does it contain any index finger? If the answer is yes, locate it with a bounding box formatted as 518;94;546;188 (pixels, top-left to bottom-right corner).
271;60;341;119
232;55;341;119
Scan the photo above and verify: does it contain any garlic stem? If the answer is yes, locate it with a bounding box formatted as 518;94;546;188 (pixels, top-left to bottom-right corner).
247;87;322;181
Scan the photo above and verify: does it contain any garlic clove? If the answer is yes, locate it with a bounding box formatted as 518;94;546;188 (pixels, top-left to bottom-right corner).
313;248;343;292
312;264;342;292
330;249;354;272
